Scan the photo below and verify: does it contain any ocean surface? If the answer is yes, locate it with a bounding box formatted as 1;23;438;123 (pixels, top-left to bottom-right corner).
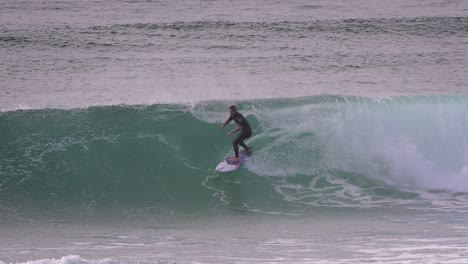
1;0;468;263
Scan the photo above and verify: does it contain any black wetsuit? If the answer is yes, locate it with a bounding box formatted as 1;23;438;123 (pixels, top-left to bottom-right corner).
229;112;252;158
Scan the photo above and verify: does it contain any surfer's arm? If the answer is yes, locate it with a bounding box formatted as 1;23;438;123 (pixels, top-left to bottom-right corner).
220;118;231;129
227;125;242;135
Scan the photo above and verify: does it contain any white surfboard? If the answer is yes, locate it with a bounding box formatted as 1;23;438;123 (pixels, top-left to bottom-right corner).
215;150;252;172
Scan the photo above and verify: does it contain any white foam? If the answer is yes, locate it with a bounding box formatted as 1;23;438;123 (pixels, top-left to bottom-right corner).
12;255;117;264
230;96;468;210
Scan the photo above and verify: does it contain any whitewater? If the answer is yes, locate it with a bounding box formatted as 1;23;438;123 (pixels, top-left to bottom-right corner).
1;0;468;263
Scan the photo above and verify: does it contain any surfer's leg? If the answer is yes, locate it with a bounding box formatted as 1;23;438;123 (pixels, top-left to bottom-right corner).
232;143;239;158
232;138;240;158
239;141;249;151
236;131;252;153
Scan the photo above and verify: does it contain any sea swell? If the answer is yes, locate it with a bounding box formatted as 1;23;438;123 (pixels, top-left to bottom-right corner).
1;95;468;219
2;17;467;49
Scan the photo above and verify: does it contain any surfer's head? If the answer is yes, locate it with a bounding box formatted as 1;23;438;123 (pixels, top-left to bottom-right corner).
229;105;237;116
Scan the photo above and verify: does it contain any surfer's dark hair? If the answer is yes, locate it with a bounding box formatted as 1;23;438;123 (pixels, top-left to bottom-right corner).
229;105;237;112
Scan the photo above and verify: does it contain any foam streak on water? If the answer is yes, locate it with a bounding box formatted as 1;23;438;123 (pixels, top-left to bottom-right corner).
2;213;468;263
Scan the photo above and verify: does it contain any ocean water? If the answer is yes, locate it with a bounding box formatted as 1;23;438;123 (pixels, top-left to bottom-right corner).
1;0;468;263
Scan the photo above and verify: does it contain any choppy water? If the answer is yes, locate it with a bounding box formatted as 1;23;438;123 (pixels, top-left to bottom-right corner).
1;0;468;263
1;0;467;110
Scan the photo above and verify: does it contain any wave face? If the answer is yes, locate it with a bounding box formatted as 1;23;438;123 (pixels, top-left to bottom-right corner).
1;95;468;218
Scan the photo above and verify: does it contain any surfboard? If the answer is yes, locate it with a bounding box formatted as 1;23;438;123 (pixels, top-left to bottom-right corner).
215;150;252;172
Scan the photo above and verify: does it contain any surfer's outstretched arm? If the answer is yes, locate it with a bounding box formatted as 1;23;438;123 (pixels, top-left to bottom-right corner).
220;118;231;130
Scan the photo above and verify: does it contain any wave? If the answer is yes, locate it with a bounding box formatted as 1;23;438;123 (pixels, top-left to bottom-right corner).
1;95;468;218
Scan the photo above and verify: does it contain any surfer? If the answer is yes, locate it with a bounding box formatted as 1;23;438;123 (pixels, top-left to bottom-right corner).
220;105;252;163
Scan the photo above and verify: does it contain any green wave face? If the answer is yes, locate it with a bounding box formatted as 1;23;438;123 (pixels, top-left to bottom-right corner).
1;95;468;217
